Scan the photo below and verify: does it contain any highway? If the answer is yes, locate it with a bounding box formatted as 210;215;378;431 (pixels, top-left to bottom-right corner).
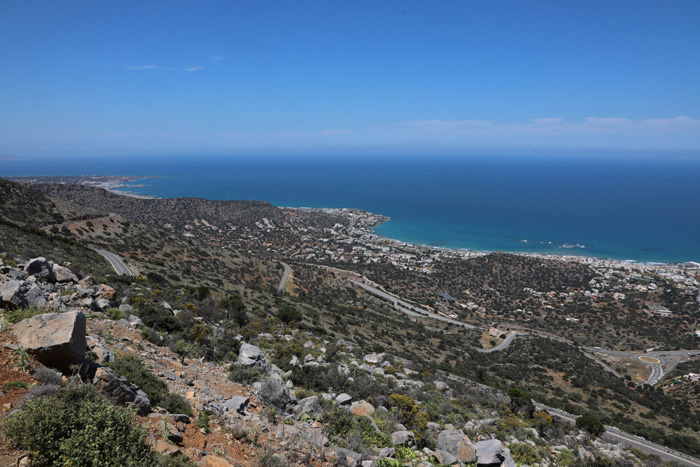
476;332;518;353
534;403;700;467
350;280;478;329
278;261;291;293
95;249;134;276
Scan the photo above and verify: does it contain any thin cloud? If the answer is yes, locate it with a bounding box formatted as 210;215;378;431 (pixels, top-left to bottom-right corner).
185;66;205;72
211;56;226;61
125;64;161;71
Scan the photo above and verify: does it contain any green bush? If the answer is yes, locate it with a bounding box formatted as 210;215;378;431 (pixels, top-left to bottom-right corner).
5;305;45;324
106;307;125;320
4;381;29;390
509;442;540;465
197;410;212;432
276;305;302;324
3;382;158;466
108;355;192;416
229;364;265;385
196;285;210;301
576;415;606;436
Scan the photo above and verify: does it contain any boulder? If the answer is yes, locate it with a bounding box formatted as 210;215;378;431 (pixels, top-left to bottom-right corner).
93;298;111;312
475;439;505;465
294;395;322;418
378;447;396;458
236;343;271;374
335;447;361;465
434;450;458;465
0;279;26;309
335;393;352;406
92;343;115;363
436;430;476;464
350;400;375;416
391;430;416;446
12;310;86;371
363;352;385;364
260;374;294;410
119;303;134;314
92;366;151;415
97;284;116;301
23;283;46;309
24;257;55;283
52;264;78;283
223;395;250;414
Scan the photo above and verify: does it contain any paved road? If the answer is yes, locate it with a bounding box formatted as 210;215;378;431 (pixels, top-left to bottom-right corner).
534;403;700;466
278;261;291;293
581;347;698;385
476;332;518;353
95;249;134;276
350;280;478;329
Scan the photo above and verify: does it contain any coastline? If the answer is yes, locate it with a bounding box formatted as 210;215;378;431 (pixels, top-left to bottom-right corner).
13;174;697;268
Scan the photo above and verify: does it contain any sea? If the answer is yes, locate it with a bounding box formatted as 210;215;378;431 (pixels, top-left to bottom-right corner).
3;154;700;264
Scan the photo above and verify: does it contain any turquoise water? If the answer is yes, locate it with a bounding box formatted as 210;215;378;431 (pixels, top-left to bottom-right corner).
2;154;700;263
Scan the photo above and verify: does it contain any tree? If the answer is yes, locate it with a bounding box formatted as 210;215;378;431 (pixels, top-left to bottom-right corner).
576;415;605;436
196;285;211;301
221;293;248;326
277;305;302;324
507;386;534;417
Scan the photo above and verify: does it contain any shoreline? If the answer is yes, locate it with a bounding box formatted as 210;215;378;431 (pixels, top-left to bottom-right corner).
12;174;697;268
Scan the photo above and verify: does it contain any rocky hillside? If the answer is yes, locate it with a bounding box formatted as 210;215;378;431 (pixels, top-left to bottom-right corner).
0;254;679;467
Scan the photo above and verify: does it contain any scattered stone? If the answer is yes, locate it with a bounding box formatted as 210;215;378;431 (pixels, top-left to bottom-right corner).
434;450;458;465
350;400;375;416
391;431;416;446
224;395;250;414
169;414;191;424
12;310;86;371
378;447;396;458
92;367;151;415
24;257;55;283
260;374;294;410
436;430;476;464
236;343;271;374
363;352;385;364
335;393;352;406
295;395;322;417
97;284;116;301
52;264;78;283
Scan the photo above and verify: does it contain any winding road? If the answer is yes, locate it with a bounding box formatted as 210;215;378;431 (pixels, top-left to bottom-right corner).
278;261;291;293
95;249;134;276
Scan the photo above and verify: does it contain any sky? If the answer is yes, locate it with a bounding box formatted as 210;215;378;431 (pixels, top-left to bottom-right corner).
1;0;699;157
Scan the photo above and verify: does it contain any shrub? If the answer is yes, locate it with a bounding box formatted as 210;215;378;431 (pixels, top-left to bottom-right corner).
5;305;45;324
108;355;192;416
196;285;210;301
277;305;302;324
576;415;605;436
4;381;29;390
229;364;265;385
509;442;540;465
106;307;125;320
4;382;159;466
197;410;212;432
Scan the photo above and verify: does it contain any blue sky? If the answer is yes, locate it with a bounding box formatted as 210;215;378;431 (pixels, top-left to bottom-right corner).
1;0;699;157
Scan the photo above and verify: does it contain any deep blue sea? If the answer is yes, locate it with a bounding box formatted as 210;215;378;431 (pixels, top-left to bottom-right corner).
3;154;700;263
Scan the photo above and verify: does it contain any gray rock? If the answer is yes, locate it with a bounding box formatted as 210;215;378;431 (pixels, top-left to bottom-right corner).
436;430;476;463
224;395;250;414
0;279;26;309
94;298;111;312
335;447;361;465
52;264;78;283
160;371;177;381
169;414;191;424
12;310;86;371
92;367;151;415
236;343;271;374
475;439;505;465
364;352;385;364
435;450;458;465
128;315;143;327
304;353;316;363
391;430;416;446
294;395;322;417
378;447;395;458
260;374;294;410
24;257;55;283
23;283;46;309
92;343;115;363
335;393;352;406
119;304;134;314
289;355;300;367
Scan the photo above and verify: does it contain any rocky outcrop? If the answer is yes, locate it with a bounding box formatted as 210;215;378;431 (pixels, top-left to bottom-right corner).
260;374;294;410
436;430;477;464
391;430;415;446
92;366;152;415
236;343;271;374
350;400;374;416
12;310;86;371
295;395;322;418
24;257;56;283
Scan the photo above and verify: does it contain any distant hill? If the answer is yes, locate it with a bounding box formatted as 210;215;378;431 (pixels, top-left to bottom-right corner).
29;183;347;231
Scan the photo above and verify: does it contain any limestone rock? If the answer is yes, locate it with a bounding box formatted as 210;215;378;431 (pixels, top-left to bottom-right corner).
294;395;322;418
0;279;26;309
391;430;416;446
335;393;352;406
236;343;271;374
434;450;458;465
436;430;476;463
223;395;250;414
24;257;55;283
93;366;151;415
260;374;294;410
475;439;505;465
12;310;86;371
350;400;375;416
52;264;78;283
97;284;116;301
